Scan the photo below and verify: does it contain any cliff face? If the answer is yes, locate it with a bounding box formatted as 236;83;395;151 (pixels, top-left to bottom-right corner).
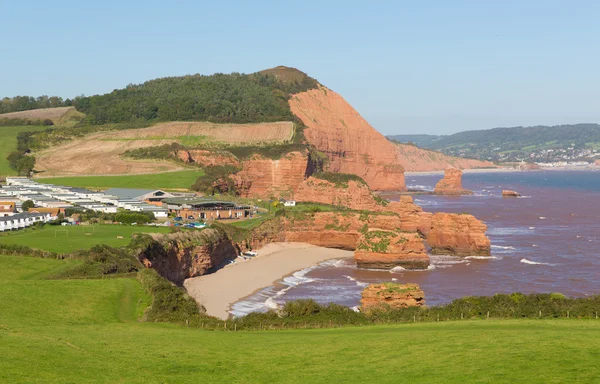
236;152;310;198
361;283;425;310
395;143;496;172
434;168;473;195
137;230;238;284
294;177;382;210
289;87;405;191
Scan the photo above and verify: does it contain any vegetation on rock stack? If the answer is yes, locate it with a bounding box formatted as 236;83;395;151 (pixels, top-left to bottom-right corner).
73;67;319;125
312;172;367;188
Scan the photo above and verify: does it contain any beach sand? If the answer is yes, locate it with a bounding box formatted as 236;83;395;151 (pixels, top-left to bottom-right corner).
183;243;353;320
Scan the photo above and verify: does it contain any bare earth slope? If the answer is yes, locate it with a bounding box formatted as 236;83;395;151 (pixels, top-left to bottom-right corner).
289;87;406;191
0;107;82;125
35;121;293;176
395;143;496;172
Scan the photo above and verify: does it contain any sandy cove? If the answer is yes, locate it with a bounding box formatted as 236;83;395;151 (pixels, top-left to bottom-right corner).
183;242;353;320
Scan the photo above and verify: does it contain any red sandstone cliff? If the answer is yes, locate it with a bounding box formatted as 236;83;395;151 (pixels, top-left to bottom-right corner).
236;151;310;198
395;143;496;172
293;177;382;210
434;168;473;195
361;283;425;310
138;230;238;284
289;87;406;191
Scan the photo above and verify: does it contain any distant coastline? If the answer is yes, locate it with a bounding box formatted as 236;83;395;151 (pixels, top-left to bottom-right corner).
405;165;599;176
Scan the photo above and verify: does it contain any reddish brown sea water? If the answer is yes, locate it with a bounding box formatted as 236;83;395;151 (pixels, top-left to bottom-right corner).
231;170;600;316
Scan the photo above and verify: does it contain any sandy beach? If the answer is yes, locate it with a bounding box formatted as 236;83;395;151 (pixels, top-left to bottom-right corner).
183;243;353;320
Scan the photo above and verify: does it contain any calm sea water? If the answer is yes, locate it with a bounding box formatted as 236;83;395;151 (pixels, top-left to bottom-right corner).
231;170;600;316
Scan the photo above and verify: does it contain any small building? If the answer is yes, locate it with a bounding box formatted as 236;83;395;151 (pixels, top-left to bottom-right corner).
0;202;16;217
163;197;251;220
279;199;296;207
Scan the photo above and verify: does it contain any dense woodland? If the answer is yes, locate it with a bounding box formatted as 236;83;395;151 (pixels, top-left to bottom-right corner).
74;70;319;125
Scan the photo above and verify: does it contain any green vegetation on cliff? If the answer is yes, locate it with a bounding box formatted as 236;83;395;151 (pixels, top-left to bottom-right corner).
74;68;319;125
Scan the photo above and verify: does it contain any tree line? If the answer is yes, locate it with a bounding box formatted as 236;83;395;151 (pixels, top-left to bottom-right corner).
0;96;72;114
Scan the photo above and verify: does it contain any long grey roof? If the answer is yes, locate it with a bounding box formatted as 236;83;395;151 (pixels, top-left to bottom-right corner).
104;188;159;199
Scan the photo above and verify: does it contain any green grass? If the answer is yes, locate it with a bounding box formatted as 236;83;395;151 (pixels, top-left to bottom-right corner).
0;255;80;280
1;256;600;382
0;125;48;176
0;224;170;253
36;170;205;190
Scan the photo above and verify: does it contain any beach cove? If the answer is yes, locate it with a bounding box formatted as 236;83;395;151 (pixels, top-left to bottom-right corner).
184;243;352;319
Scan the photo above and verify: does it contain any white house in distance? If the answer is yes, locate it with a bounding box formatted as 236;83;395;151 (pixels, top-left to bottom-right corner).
279;198;296;207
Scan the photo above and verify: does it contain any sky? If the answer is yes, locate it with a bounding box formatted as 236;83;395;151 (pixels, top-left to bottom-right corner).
1;0;600;135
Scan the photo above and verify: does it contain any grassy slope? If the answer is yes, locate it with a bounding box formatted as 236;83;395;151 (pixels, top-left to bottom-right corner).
0;225;170;253
36;169;204;190
0;126;48;175
1;256;600;383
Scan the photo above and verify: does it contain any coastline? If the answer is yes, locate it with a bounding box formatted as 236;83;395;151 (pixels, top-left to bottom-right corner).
183;243;353;320
405;165;599;176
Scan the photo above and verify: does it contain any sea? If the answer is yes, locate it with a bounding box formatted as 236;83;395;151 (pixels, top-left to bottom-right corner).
230;170;600;317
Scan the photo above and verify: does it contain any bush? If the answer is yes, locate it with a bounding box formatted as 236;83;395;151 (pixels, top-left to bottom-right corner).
115;212;154;224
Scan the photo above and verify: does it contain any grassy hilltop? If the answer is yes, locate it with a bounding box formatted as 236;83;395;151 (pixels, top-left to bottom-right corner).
1;254;599;383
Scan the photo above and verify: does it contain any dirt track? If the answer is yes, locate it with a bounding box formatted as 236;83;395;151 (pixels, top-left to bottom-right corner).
35;121;293;176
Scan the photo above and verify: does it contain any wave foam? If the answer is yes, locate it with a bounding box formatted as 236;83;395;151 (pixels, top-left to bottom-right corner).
492;245;515;250
465;255;500;260
520;258;555;266
343;275;369;287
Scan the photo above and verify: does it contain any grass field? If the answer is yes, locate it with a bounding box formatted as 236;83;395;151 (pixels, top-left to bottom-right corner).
1;256;599;383
36;170;204;190
0;224;170;253
0;125;48;176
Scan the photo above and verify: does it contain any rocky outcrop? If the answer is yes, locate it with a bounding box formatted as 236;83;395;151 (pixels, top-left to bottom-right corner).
360;283;425;310
235;152;310;198
394;143;497;172
502;190;521;198
595;160;600;166
289;87;406;191
426;213;491;256
518;162;540;171
434;168;473;195
355;232;429;269
176;149;240;167
293;177;382;210
137;230;238;284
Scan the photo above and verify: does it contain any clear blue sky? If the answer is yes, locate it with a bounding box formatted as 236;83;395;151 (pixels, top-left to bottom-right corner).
2;1;600;135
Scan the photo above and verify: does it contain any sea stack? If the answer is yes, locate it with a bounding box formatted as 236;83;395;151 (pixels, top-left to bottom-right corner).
434;168;473;195
360;283;425;310
502;190;521;198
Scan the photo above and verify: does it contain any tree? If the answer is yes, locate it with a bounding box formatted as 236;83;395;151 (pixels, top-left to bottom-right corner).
22;200;34;211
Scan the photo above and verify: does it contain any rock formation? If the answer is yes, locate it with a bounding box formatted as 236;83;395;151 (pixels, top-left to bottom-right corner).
360;283;425;310
355;232;429;269
518;162;541;171
434;168;473;195
293;177;382;210
502;190;521;198
426;213;491;256
176;149;240;167
289;87;406;191
595;160;600;166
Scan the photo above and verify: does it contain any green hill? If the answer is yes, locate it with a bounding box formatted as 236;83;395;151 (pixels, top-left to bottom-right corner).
1;254;599;383
389;123;600;162
73;67;319;125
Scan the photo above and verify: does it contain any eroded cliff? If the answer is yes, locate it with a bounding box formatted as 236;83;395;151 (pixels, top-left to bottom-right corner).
361;283;425;310
289;87;406;191
434;168;473;195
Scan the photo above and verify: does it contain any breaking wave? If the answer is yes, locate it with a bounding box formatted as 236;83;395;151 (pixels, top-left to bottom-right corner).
520;258;555;266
